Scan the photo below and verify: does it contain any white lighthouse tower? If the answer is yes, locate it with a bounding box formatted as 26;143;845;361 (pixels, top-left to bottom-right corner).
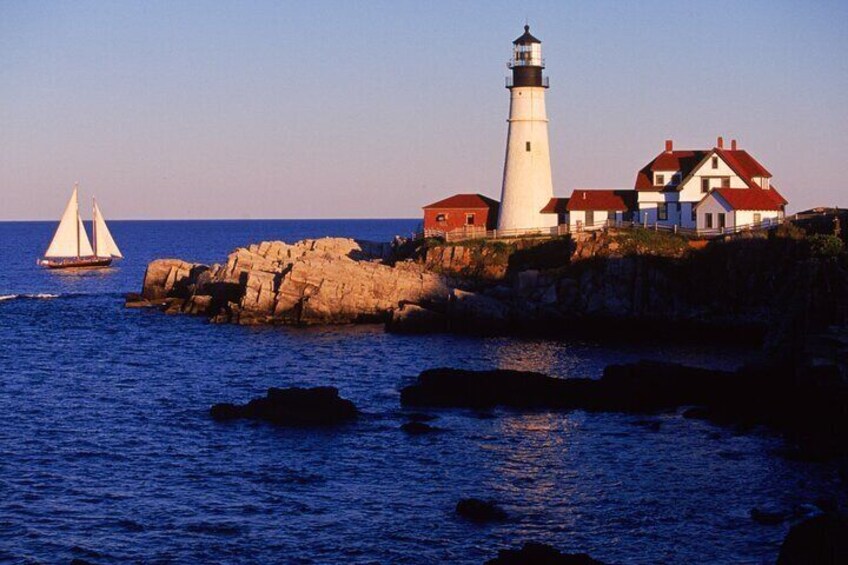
497;25;557;232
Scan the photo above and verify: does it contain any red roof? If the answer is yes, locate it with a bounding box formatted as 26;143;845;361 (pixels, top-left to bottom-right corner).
635;150;707;191
540;197;570;214
635;145;774;192
423;193;499;209
566;189;635;212
711;188;784;211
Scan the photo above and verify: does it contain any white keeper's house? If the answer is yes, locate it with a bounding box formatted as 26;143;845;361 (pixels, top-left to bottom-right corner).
631;136;787;231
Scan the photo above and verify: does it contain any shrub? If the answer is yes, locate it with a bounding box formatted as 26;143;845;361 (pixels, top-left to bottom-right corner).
807;234;845;257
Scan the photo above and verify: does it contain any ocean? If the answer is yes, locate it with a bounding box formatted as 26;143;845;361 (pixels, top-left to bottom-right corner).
0;220;842;564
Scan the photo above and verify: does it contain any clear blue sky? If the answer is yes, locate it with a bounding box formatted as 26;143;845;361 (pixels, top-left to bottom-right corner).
2;0;846;219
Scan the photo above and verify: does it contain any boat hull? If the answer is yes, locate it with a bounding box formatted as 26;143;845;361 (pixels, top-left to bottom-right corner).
39;257;113;269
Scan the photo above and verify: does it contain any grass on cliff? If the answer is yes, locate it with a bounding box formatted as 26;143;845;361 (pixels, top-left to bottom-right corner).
609;228;690;257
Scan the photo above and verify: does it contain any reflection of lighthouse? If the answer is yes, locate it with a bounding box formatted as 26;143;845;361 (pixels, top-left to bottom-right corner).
497;25;557;231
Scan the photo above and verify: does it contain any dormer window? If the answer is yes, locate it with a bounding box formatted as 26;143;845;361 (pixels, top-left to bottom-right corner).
721;177;731;188
655;174;665;187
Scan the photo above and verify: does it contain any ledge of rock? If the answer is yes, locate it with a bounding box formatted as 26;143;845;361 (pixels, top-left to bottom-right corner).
130;238;450;326
210;386;357;426
401;360;848;459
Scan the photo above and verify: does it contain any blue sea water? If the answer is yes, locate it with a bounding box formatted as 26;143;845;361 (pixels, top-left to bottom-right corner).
0;220;843;564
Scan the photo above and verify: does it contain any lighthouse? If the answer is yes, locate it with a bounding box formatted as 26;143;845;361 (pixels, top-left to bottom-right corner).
497;25;557;232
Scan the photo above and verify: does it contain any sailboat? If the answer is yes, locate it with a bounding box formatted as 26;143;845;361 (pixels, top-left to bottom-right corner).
39;184;123;269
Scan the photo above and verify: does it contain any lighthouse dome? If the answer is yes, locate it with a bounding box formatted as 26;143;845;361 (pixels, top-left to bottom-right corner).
513;25;541;45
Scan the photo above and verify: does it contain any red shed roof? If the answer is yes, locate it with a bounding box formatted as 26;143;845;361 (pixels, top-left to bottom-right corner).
540;197;570;214
423;193;499;209
566;189;635;212
710;188;784;211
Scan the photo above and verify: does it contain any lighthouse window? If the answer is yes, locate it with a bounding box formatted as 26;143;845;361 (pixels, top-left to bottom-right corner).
526;142;531;152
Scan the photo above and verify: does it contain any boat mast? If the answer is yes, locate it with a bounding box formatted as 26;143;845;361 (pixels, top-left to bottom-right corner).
92;197;97;257
75;183;80;258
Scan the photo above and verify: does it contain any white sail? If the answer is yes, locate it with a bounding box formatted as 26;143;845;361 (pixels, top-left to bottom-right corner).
44;185;94;258
92;200;122;258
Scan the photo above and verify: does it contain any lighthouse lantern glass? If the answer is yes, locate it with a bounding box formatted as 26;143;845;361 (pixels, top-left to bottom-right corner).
513;43;542;67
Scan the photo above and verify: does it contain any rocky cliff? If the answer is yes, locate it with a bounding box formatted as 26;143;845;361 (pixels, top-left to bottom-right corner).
128;238;450;325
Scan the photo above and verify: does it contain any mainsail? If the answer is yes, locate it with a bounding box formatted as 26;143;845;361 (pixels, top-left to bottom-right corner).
92;200;123;258
44;185;95;258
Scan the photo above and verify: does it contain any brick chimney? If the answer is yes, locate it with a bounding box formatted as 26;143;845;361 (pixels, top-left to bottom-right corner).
731;139;737;150
717;136;724;149
665;139;673;153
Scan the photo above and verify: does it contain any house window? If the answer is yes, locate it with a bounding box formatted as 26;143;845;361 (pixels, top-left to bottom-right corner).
655;174;665;187
701;178;710;193
712;156;719;169
586;210;595;227
721;177;730;188
705;213;713;229
526;141;531;152
435;213;446;222
754;213;762;224
718;213;726;229
607;211;617;221
465;213;476;226
691;206;697;222
657;203;668;221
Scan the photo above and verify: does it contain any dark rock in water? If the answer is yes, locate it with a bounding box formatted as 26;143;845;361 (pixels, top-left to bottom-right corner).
210;387;357;426
455;498;507;522
777;514;848;564
401;421;439;435
402;358;848;459
400;362;731;412
486;542;606;564
751;507;786;525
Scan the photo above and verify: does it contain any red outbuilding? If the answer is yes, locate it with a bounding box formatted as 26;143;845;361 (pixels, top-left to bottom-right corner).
422;194;500;234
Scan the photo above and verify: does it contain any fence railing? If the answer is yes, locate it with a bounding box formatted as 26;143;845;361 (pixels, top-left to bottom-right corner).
419;216;790;243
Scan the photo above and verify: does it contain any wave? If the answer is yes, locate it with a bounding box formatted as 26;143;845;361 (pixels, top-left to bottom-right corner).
0;293;61;302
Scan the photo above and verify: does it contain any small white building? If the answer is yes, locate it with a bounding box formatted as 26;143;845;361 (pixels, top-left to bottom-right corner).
557;190;634;231
695;188;785;233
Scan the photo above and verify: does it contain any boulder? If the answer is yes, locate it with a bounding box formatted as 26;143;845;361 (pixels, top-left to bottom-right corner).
777;514;848;564
486;542;605;565
210;386;357;426
455;498;507;522
400;421;440;435
387;304;447;334
141;259;206;300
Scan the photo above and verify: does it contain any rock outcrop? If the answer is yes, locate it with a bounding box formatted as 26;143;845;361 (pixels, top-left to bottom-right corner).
455;498;507;522
777;514;848;564
486;543;606;565
210;386;357;426
131;238;450;325
401;360;848;459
